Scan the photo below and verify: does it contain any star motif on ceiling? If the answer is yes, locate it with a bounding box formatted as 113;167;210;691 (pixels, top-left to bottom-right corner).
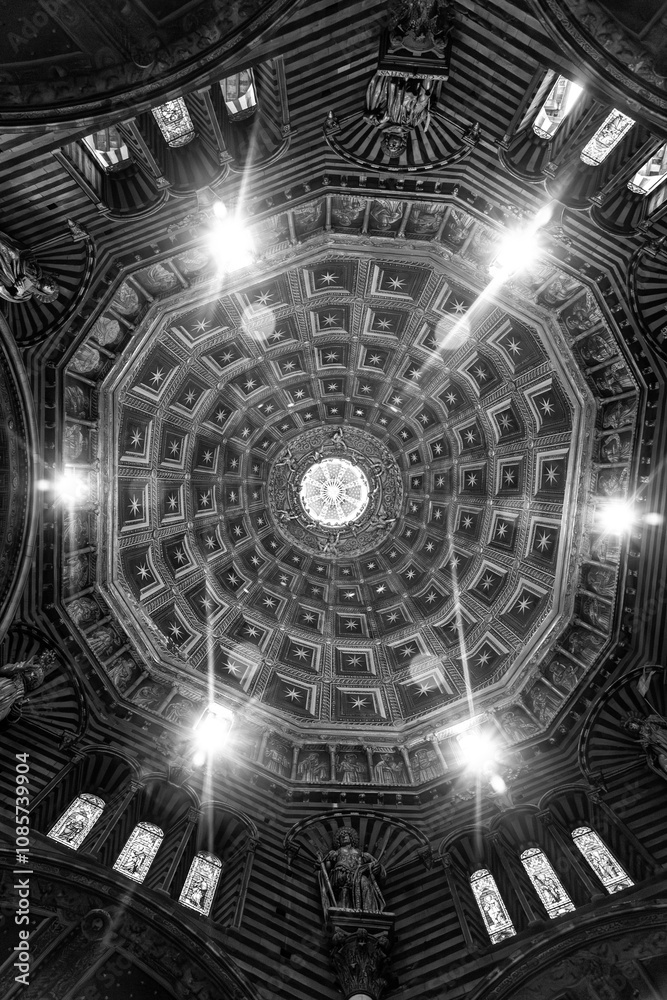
504;469;516;485
462;515;473;529
174;547;186;564
477;649;491;667
319;271;338;284
254;290;274;306
376;584;386;594
505;337;522;355
376;318;392;330
379;416;388;425
425;591;438;603
495;521;508;538
215;409;228;423
130;428;143;449
343;591;356;600
405;569;416;580
516;596;533;613
432;442;443;454
445;391;457;405
386;611;400;623
136;562;150;580
244;378;257;391
436;475;446;487
368;354;383;366
264;403;274;413
322;314;338;327
293;646;309;660
250;555;261;566
183;389;197;405
544;464;560;484
425;541;435;552
407;366;422;380
536;531;552;552
220;350;234;363
345;619;359;630
149;367;165;386
325;351;339;362
498;414;513;431
199;492;211;506
294;389;305;399
301;611;316;624
193;318;210;332
169;440;180;456
419;413;430;425
473;365;488;382
450;298;467;314
387;276;405;290
202;449;213;464
204;535;216;549
244;624;260;638
539;397;555;416
284;687;303;701
270;329;284;342
360;384;372;394
282;360;296;372
415;682;433;696
128;495;141;516
351;696;368;709
346;654;363;667
466;473;478;487
465;430;477;444
401;644;416;657
480;574;495;591
167;494;178;510
410;453;418;464
224;661;241;676
227;572;239;586
169;621;183;638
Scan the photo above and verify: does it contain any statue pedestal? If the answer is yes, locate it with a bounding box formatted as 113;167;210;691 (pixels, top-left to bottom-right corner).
325;909;396;1000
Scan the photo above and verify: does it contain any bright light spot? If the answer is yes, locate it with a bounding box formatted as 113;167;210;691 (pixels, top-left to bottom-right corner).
643;511;664;527
490;229;540;277
533;203;554;229
193;702;234;756
208;214;254;271
597;501;636;534
36;479;51;492
54;470;89;503
489;774;507;794
457;728;498;770
213;200;227;219
192;750;206;768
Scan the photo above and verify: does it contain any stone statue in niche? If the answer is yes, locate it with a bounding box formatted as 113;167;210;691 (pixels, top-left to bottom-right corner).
410;745;440;781
0;230;59;303
107;655;137;693
597;467;629;498
599;432;632;464
331;195;366;228
529;683;561;724
336;752;366;783
602;399;636;429
537;273;580;307
580;596;610;632
579;331;616;365
67;597;100;627
370;198;404;230
564;628;603;660
297;751;329;782
0;650;55;723
364;73;435;156
373;752;405;785
624;713;667;778
499;708;538;741
585;565;616;597
592;362;634;396
264;742;290;776
548;659;580;693
321;828;386;911
564;292;603;333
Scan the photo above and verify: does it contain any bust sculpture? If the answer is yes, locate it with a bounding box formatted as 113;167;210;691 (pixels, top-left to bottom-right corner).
0;650;55;723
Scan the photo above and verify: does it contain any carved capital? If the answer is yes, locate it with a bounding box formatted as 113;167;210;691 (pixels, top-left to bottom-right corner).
329;925;392;1000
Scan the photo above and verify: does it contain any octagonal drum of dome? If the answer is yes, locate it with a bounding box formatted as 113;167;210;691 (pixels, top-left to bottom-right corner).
76;210;633;761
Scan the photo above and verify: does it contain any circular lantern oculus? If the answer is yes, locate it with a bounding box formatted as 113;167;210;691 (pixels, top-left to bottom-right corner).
299;457;370;527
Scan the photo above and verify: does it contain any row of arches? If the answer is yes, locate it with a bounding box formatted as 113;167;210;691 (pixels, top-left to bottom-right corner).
56;60;290;218
49;795;222;915
31;749;257;926
470;828;632;943
500;66;667;234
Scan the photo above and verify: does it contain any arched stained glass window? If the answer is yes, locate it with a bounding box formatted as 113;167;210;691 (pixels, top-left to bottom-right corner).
179;851;223;915
520;847;575;918
151;99;195;147
572;827;634;893
83;126;131;171
533;75;583;139
47;792;105;849
113;821;163;883
470;869;516;944
628;143;667;195
221;69;258;121
580;109;635;165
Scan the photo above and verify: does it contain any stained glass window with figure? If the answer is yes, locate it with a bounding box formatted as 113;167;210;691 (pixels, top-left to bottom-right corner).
470;869;516;943
520;847;575;917
113;821;163;882
628;143;667;194
179;852;223;915
47;793;105;850
580;110;635;165
152;99;196;147
533;76;583;139
572;827;634;893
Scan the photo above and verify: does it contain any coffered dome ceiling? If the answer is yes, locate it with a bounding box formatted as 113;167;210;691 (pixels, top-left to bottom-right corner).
61;193;640;781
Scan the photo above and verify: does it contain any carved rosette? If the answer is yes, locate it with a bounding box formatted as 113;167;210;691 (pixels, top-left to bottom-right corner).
267;426;405;557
